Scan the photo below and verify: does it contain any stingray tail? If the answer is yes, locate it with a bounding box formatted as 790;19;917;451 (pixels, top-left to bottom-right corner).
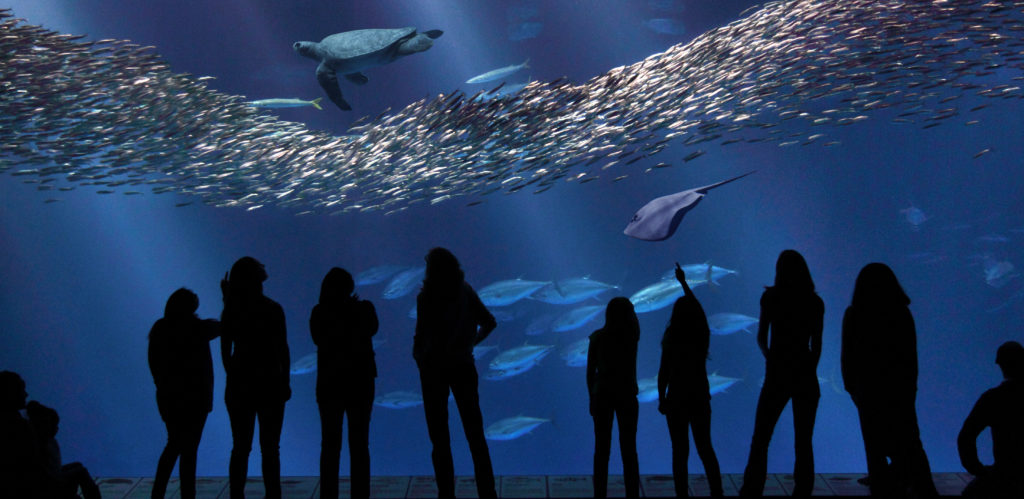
697;170;757;193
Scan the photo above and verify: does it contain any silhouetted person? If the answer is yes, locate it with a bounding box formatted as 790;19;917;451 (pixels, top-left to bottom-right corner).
958;341;1024;498
588;296;641;499
740;250;823;498
148;287;220;499
1;371;43;498
658;264;723;498
311;267;379;499
220;257;291;499
25;401;101;499
842;263;937;497
413;247;498;499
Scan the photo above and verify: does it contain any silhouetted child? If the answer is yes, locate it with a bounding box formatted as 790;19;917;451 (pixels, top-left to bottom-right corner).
842;263;937;497
0;370;43;498
149;287;220;499
311;267;379;499
413;248;498;499
958;340;1024;498
740;250;823;498
588;296;641;499
220;256;291;499
658;263;723;497
26;401;101;499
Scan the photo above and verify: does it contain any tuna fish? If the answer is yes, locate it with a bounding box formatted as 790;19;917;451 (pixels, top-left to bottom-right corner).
629;280;683;314
489;344;554;371
561;338;590;367
637;376;659;402
708;373;741;395
707;313;759;335
382;266;425;299
484;416;549;440
373;390;424;409
529;277;618;305
355;264;409;286
484;360;542;380
551;304;605;332
478;279;551;307
289;352;318;375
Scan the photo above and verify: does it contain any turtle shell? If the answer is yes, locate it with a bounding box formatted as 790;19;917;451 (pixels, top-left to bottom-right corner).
318;27;417;60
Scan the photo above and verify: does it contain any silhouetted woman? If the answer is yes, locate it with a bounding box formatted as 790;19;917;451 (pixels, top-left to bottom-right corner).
148;288;219;499
740;249;823;497
842;263;937;497
658;264;723;498
413;248;498;499
311;268;378;499
588;296;641;499
220;257;291;499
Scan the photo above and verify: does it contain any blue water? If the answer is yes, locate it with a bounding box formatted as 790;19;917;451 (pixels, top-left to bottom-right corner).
2;0;1023;479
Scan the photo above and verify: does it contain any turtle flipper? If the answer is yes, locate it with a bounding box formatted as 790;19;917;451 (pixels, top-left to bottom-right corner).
316;62;351;111
345;72;369;85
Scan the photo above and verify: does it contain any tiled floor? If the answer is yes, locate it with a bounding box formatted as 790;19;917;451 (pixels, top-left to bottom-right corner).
95;472;975;498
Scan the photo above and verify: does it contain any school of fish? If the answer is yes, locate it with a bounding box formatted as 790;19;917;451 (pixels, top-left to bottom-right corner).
3;0;1022;212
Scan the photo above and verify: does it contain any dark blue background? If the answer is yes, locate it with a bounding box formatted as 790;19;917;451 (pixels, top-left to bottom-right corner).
2;0;1023;479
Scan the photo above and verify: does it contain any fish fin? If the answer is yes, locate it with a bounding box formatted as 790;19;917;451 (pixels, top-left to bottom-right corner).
522;58;530;69
310;97;323;110
424;29;444;39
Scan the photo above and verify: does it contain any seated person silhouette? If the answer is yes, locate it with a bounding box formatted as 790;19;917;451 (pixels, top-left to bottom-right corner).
26;401;101;499
1;370;43;498
958;341;1024;498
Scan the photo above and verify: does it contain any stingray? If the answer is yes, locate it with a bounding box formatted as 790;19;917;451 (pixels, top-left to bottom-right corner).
624;171;755;241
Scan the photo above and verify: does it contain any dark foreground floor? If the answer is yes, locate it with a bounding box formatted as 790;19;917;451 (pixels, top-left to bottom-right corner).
95;473;974;498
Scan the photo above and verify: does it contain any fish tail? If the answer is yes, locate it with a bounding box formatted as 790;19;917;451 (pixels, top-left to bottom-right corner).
311;97;323;110
522;58;530;69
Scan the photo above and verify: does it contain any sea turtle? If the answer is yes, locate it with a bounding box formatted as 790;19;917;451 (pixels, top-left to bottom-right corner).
293;27;443;111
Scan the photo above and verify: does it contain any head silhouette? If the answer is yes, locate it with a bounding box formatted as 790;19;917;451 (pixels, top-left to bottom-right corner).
0;370;27;412
996;341;1024;380
664;295;704;344
772;249;815;293
164;287;199;320
423;247;464;295
320;267;355;305
851;262;910;308
228;256;267;298
604;297;639;336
